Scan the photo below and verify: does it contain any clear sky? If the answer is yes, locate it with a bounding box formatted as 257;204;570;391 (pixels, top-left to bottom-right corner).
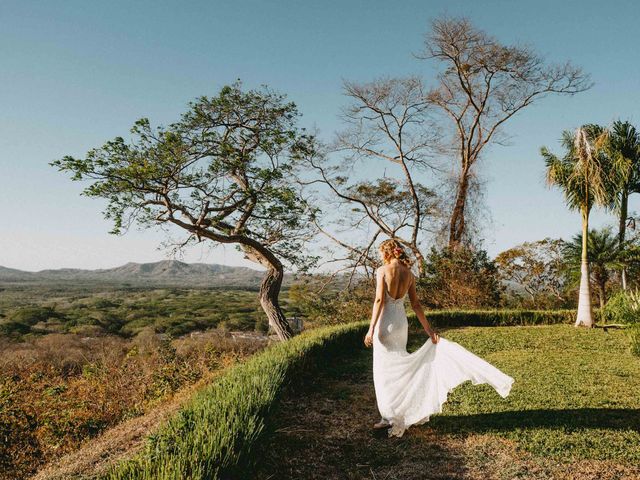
2;0;640;272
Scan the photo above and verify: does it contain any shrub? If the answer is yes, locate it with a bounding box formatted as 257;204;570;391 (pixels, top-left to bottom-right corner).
8;306;65;325
418;246;503;309
0;321;31;337
287;279;374;328
413;309;577;328
601;288;640;324
629;324;640;357
103;321;368;480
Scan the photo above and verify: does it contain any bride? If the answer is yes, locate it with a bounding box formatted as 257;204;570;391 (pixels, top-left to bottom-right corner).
363;239;514;438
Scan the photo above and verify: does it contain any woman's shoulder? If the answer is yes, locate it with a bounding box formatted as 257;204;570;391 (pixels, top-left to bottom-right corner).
377;263;414;277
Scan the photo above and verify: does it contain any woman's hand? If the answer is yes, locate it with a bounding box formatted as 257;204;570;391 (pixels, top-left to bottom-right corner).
364;329;374;348
426;327;439;344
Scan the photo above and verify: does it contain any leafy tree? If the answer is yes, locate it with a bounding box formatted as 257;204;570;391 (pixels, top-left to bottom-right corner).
417;246;502;309
419;16;592;249
542;125;615;327
287;276;372;327
495;238;567;308
50;82;318;340
562;227;626;309
608;120;640;289
8;306;65;325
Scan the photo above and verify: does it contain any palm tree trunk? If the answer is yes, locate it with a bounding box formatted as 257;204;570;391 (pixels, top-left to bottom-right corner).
619;190;628;290
576;208;594;327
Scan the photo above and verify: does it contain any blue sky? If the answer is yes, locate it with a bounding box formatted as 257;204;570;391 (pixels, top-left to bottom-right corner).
2;0;640;271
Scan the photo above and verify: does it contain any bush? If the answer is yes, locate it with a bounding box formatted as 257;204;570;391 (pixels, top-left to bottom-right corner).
629;324;640;357
287;279;374;328
601;289;640;324
7;306;66;325
413;309;577;328
0;321;31;337
418;246;503;309
103;321;368;480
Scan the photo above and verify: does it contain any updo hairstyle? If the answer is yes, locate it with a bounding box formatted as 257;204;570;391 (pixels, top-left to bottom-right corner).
378;239;413;267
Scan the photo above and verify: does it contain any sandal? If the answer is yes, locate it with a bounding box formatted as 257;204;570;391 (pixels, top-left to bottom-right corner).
373;418;391;429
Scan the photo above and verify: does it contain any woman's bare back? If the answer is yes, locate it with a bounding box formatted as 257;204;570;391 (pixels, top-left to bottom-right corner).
379;261;414;300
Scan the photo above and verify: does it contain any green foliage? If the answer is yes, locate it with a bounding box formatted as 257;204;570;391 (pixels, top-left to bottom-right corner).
562;227;633;306
415;309;576;328
0;321;31;337
629;324;640;357
287;278;373;327
418;246;503;309
601;288;640;325
7;306;65;326
495;238;569;309
0;305;68;338
0;287;282;340
542;124;617;214
102;321;368;480
49;81;318;272
608;120;640;211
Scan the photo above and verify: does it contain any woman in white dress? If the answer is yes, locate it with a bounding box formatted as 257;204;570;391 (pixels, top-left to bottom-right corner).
363;239;514;438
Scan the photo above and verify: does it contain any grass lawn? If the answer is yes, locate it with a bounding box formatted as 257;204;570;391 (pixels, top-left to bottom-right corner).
254;324;640;480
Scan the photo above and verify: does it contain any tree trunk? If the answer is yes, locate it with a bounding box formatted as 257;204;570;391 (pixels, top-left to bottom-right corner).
619;190;628;290
598;284;606;311
241;244;293;341
448;168;470;249
576;210;594;328
409;244;426;278
259;265;293;341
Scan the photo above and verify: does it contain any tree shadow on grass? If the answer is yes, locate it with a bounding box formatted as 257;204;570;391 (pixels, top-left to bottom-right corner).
430;408;640;433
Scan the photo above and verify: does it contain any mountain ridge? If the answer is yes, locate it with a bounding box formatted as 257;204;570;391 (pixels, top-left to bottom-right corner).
0;260;270;287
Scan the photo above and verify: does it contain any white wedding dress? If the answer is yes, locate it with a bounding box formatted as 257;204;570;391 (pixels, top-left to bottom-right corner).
372;282;515;438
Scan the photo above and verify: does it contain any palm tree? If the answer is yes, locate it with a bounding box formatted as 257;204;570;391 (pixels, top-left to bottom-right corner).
562;227;625;310
542;125;614;327
608;120;640;290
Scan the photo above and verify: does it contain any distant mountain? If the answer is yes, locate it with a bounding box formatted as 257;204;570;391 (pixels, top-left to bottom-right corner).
0;260;270;288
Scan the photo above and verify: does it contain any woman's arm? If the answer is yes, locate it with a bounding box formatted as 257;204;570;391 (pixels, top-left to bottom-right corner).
364;267;385;347
407;274;439;344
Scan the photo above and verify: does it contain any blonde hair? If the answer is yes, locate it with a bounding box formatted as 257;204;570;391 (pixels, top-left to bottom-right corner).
378;239;413;267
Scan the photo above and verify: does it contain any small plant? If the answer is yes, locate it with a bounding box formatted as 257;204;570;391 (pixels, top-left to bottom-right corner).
601;288;640;324
629;324;640;357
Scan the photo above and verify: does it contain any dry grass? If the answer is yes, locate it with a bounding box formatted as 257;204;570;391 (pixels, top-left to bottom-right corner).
30;371;217;480
0;329;268;480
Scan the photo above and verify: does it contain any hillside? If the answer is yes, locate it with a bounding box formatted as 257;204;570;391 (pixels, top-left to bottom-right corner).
0;260;270;288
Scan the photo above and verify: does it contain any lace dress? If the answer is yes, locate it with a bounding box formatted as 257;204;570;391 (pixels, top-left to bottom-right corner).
372;282;514;438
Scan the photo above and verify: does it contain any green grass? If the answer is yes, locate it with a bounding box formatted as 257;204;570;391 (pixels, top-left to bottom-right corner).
409;324;640;463
101;320;369;480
